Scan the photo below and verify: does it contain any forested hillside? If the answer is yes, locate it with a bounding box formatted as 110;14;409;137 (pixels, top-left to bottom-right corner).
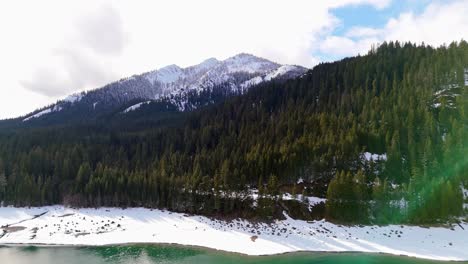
0;42;466;224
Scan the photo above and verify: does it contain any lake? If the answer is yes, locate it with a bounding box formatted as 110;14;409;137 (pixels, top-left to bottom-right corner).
0;245;465;264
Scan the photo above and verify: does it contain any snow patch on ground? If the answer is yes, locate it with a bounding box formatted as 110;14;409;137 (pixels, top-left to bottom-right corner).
245;189;325;209
434;83;461;96
264;65;299;81
123;101;151;113
0;206;466;261
281;193;326;205
464;68;468;86
23;109;52;122
362;152;387;161
303;196;327;207
22;105;62;122
432;83;462;109
63;93;83;103
282;193;327;210
240;65;306;89
462;186;468;210
240;76;264;89
23;92;85;121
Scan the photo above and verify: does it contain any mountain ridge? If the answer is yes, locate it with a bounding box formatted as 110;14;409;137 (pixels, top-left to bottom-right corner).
16;53;307;124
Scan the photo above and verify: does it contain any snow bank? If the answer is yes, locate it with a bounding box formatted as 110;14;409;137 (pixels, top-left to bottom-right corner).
1;206;467;261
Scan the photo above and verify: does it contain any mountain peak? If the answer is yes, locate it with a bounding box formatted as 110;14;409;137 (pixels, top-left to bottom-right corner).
230;52;259;59
144;64;183;84
20;53;308;122
226;52;269;62
199;57;219;66
158;64;182;71
189;57;220;72
222;53;279;74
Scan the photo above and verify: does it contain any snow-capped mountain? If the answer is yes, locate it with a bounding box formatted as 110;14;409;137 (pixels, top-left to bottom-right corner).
20;53;308;123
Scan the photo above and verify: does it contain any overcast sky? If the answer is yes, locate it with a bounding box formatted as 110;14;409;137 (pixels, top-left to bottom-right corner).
0;0;467;119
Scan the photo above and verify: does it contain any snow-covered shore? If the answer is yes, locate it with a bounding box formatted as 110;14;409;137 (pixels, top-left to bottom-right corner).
0;206;467;261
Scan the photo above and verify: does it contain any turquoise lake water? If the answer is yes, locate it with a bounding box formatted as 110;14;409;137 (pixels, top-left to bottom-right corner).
0;245;465;264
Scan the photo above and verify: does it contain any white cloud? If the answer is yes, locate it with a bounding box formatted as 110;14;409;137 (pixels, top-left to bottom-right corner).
320;36;380;57
1;0;464;119
345;27;382;38
329;0;392;10
76;5;127;56
383;0;468;46
20;47;119;97
0;0;390;119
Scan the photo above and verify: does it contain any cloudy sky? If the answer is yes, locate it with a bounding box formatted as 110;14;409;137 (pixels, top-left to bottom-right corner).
0;0;467;119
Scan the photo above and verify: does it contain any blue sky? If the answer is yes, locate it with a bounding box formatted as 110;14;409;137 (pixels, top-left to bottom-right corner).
334;1;431;35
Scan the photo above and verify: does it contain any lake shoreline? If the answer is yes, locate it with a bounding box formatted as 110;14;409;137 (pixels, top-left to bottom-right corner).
1;206;467;261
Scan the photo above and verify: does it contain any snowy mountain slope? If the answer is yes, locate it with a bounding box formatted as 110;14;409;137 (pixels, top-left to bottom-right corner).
139;53;286;97
19;53;307;123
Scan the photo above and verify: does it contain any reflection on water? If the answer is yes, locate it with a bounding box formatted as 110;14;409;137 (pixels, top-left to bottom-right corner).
0;245;465;264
